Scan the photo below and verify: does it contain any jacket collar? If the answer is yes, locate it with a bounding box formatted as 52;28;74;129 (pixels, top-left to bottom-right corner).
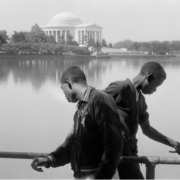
81;85;95;103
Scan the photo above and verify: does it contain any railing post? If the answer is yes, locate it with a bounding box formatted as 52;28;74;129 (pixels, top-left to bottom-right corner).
145;162;156;179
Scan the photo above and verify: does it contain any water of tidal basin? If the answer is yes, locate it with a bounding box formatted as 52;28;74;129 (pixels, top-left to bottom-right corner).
0;56;180;179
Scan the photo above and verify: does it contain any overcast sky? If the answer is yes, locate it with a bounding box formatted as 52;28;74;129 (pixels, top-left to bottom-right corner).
0;0;180;44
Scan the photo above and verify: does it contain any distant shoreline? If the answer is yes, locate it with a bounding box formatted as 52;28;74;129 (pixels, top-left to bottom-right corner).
109;53;176;58
102;47;176;58
0;54;94;60
0;53;176;60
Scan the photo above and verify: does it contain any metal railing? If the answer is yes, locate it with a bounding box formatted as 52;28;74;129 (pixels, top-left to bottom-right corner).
0;151;180;179
121;156;180;179
0;151;48;159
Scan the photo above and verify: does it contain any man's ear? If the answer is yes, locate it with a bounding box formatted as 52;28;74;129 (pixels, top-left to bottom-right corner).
147;73;154;83
66;80;72;90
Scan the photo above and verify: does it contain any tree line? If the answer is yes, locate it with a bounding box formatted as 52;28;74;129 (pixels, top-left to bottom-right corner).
0;24;90;55
114;40;180;54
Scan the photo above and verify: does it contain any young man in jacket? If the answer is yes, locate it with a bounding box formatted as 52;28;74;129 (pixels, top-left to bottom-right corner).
31;66;123;179
105;61;180;179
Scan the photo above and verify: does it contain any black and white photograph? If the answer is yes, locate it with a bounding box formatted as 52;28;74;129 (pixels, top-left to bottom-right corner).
0;0;180;179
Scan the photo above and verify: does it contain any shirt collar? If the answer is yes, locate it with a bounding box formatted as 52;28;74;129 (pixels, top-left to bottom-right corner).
81;85;95;103
130;79;139;102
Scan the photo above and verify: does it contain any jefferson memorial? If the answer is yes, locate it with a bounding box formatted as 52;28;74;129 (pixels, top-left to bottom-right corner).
41;12;102;45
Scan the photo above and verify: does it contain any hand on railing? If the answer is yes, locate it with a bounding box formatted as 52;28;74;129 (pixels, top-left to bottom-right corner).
176;142;180;155
31;157;49;172
169;142;180;155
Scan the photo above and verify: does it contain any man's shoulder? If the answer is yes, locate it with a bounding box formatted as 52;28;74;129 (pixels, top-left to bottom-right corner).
91;89;114;102
105;79;132;93
109;79;131;87
92;89;111;98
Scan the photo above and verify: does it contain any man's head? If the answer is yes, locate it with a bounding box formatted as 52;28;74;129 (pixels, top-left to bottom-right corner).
139;62;166;94
61;66;87;103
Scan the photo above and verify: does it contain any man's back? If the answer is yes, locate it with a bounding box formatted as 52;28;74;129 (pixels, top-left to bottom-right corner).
104;79;147;179
105;79;138;137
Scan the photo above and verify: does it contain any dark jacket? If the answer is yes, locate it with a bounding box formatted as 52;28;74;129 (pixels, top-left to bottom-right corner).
105;79;149;155
50;87;123;179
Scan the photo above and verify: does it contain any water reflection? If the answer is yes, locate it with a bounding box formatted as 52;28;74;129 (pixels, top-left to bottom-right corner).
0;56;180;179
0;59;106;90
1;56;180;91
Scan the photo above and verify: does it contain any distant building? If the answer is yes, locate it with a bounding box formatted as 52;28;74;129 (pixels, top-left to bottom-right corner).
119;48;127;51
41;12;102;45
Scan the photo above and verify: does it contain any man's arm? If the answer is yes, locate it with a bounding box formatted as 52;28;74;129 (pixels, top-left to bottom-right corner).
49;131;73;167
31;131;73;172
140;120;180;154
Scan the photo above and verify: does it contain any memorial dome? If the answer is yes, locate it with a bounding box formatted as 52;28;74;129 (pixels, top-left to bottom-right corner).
46;12;82;28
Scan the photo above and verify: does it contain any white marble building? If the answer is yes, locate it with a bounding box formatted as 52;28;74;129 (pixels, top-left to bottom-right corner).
41;12;102;45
